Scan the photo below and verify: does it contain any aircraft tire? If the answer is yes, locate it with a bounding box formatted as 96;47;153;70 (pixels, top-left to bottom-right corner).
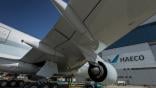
39;83;50;88
9;80;18;87
86;85;94;88
0;80;8;87
30;84;39;88
52;83;58;88
17;80;25;87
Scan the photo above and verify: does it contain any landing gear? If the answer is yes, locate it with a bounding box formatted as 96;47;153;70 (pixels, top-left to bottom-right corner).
23;83;51;88
23;83;38;88
52;83;58;88
0;80;7;87
0;80;25;87
18;80;25;87
39;83;50;88
9;80;17;87
0;80;53;88
29;84;38;88
86;85;94;88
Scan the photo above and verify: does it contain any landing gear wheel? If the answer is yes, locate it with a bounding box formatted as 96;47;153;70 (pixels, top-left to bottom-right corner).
18;80;25;87
30;84;39;88
0;80;7;87
9;80;17;87
23;83;30;88
52;84;58;88
30;85;38;88
86;85;94;88
39;84;50;88
88;61;107;82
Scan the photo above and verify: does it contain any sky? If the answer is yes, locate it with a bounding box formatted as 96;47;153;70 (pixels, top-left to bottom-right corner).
0;0;61;39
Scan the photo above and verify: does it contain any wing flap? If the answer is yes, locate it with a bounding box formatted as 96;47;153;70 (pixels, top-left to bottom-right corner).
42;27;68;48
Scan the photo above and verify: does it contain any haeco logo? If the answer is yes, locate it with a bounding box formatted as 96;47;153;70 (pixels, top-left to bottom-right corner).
108;55;119;63
108;54;145;63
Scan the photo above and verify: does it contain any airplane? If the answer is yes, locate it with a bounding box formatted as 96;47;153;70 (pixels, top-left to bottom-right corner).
1;0;156;87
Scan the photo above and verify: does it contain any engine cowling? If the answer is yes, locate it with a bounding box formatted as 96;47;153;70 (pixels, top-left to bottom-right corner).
76;56;117;85
88;56;117;84
88;61;107;82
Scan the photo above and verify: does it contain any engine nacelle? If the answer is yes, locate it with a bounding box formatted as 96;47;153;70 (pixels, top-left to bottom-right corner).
88;61;107;82
76;56;117;85
91;56;117;84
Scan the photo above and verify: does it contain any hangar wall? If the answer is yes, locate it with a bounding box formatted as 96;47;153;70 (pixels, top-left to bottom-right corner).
102;43;156;86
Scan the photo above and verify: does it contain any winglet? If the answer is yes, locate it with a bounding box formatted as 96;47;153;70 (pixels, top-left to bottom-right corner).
51;0;67;11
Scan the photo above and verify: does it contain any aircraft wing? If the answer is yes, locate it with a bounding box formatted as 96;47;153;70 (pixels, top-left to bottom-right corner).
50;0;156;45
22;0;156;72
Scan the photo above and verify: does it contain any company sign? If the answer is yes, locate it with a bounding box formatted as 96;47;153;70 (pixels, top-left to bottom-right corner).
108;54;145;63
120;55;144;62
103;43;156;68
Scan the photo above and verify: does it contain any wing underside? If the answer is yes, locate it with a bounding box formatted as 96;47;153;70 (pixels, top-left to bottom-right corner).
21;0;156;72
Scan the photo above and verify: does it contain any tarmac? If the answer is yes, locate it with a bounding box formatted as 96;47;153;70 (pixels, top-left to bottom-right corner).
0;85;155;88
106;85;155;88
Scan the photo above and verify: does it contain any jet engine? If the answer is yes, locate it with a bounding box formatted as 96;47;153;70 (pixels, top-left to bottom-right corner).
88;56;117;84
76;56;117;85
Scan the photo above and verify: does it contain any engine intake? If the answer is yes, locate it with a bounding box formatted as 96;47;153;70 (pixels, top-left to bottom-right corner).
76;56;117;85
88;61;107;82
88;56;117;84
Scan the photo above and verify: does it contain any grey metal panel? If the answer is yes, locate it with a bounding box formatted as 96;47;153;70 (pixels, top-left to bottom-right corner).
37;61;58;78
42;30;67;48
0;26;10;43
117;68;156;86
130;69;156;85
69;0;100;21
150;45;156;61
102;43;151;56
52;18;75;38
21;49;45;63
55;40;84;67
84;0;156;45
